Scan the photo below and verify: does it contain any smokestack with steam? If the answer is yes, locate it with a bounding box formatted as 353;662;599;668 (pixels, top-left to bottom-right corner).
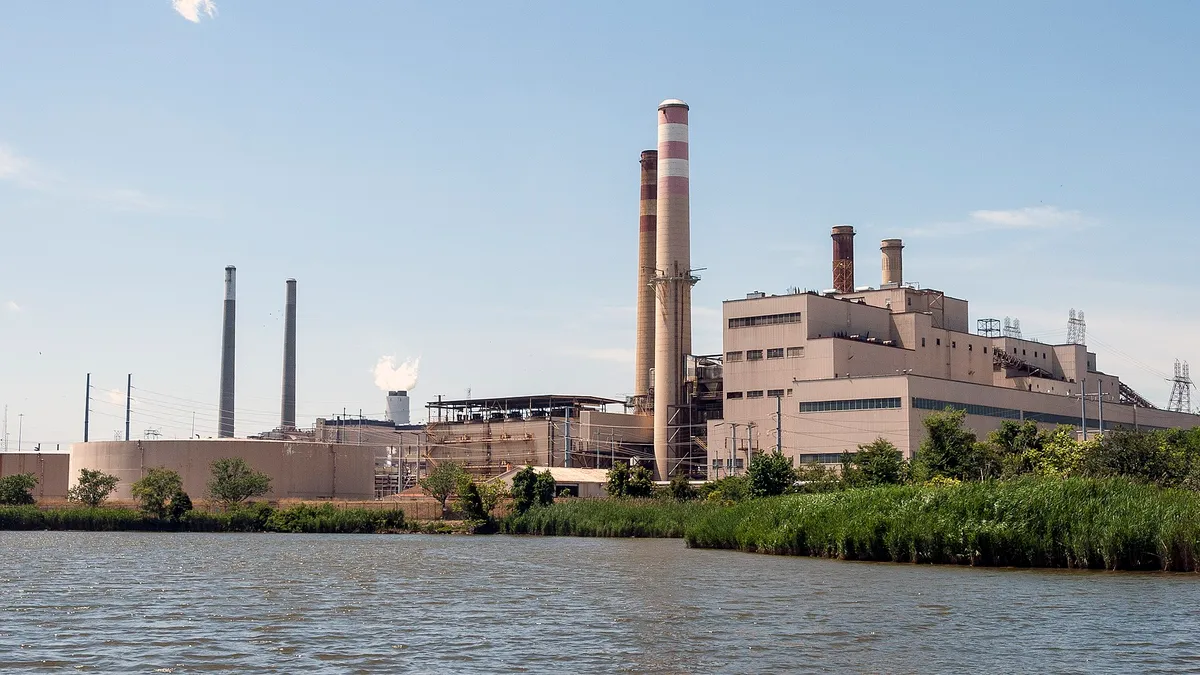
831;226;856;294
634;150;658;408
218;265;236;438
653;98;692;481
280;278;297;430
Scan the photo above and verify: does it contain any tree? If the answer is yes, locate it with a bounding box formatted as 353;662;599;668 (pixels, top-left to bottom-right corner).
207;458;272;509
534;470;557;506
131;468;187;519
667;472;697;501
626;465;655;498
67;468;120;507
605;462;631;498
510;466;540;514
842;438;907;487
476;479;507;515
794;462;843;493
0;473;38;505
748;451;797;497
701;475;751;502
456;481;488;522
911;408;981;481
420;461;466;517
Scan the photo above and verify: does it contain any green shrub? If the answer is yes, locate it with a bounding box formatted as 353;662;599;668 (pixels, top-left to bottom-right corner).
131;468;186;519
667;473;697;502
503;499;721;538
67;469;120;508
0;473;38;505
748;451;797;497
208;458;272;509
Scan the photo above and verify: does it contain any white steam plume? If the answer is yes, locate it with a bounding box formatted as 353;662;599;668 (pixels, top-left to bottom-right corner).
373;356;420;392
172;0;217;23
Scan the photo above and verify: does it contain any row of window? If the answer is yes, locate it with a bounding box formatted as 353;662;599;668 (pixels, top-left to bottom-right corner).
726;346;805;362
912;397;1148;431
711;458;746;469
796;453;845;464
727;388;794;400
914;338;1052;362
799;397;902;413
729;312;802;329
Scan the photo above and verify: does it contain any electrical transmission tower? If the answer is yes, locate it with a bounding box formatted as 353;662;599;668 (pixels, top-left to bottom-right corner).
1168;360;1194;413
1003;317;1023;339
1067;309;1086;345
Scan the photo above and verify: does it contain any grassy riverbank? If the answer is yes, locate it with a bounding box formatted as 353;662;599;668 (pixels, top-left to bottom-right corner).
506;478;1200;571
0;502;411;534
502;498;722;538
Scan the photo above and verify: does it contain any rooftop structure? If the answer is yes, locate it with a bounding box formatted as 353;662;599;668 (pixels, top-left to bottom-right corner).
708;234;1200;477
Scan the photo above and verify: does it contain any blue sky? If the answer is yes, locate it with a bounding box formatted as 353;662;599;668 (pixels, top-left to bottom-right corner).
1;1;1197;447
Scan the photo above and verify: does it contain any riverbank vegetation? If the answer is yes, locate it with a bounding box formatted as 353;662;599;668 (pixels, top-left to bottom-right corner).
0;502;409;534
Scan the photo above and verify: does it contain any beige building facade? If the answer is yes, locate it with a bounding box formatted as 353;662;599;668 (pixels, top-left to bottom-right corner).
0;452;70;499
69;439;379;501
708;288;1200;477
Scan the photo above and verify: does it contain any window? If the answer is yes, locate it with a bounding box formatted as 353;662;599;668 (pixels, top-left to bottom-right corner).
799;397;902;413
729;312;802;329
747;390;764;399
1022;349;1026;356
797;452;848;464
746;350;764;361
725;351;743;362
952;341;957;349
984;347;988;354
726;391;743;399
767;389;785;397
766;348;784;359
786;388;793;397
937;338;941;346
921;337;926;347
968;344;973;352
786;346;805;358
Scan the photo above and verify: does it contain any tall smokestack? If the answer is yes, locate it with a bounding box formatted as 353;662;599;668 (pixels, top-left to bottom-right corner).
280;278;297;430
634;150;658;408
881;238;903;286
218;265;236;438
653;98;692;481
831;225;856;293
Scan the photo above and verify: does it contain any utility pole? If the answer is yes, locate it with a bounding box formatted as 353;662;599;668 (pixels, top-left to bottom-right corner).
18;413;24;453
1098;380;1104;435
776;394;782;453
564;406;572;468
731;424;738;476
84;373;91;442
125;374;132;442
1080;379;1087;441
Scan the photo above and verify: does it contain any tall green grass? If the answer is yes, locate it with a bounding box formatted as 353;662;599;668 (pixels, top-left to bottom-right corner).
0;503;407;534
684;477;1200;571
503;499;722;538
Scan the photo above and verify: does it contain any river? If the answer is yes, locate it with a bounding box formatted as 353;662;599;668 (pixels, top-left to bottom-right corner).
2;532;1198;673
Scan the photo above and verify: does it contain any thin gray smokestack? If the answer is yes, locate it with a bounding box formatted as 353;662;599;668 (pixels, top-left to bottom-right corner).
281;279;297;430
218;266;236;438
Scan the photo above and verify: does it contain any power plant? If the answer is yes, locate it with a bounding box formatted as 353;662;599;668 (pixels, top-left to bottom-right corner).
57;95;1200;502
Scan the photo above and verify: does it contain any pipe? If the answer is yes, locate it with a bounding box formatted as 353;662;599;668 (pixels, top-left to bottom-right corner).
281;278;297;430
881;238;904;286
831;226;856;293
634;150;658;408
653;98;691;481
219;265;236;438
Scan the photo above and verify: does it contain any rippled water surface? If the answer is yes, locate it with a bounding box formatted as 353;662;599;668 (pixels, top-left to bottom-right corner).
3;532;1200;673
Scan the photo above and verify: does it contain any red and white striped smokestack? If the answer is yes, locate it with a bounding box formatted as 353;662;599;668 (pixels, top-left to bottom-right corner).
831;225;856;293
634;150;658;407
653;98;692;481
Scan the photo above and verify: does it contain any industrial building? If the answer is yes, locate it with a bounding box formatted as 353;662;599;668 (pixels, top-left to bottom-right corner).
705;228;1200;477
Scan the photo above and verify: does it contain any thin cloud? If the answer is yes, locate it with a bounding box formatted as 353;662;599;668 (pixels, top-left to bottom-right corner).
907;206;1092;237
0;141;173;214
173;0;217;23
